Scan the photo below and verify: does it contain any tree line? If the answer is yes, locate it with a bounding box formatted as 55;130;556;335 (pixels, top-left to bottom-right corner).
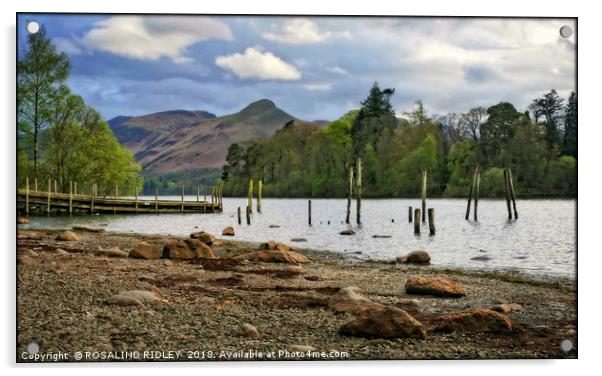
17;26;141;195
222;82;576;198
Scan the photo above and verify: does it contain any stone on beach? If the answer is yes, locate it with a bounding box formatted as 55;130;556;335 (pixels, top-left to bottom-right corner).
289;345;315;352
190;231;215;245
471;255;493;261
222;226;235;236
163;239;216;260
339;230;355;235
291;238;307;242
129;243;163;259
433;308;512;333
396;250;431;264
240;323;261;339
492;303;523;314
269;224;281;228
72;224;105;233
339;305;426;340
105;290;160;307
329;286;382;314
55;231;79;241
95;246;129;258
18;217;30;224
405;275;467;297
233;250;310;264
260;240;278;250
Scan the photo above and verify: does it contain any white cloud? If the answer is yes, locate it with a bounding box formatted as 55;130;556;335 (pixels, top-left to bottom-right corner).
325;65;349;75
53;37;83;55
262;19;350;44
82;16;233;63
215;47;301;80
304;83;332;91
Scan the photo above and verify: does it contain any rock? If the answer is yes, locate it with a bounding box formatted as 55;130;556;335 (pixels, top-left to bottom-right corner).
275;243;290;252
433;308;512;333
105;295;143;307
291;238;307;242
339;306;426;340
72;224;105;233
289;345;315;352
55;231;79;241
222;226;235;236
233;250;310;264
339;230;355;235
492;303;524;314
240;323;260;339
118;290;161;302
163;239;216;260
95;246;129;258
260;240;278;250
396;250;431;264
405;275;467;297
269;224;281;228
190;231;215;245
26;249;39;257
55;248;70;256
17;255;37;266
17;217;30;224
329;286;382;314
283;265;305;274
471;255;492;261
129;243;163;259
372;235;392;238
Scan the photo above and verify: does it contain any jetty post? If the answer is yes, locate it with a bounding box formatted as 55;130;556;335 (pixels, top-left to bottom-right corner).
47;178;51;215
25;177;29;216
509;168;518;219
54;179;57;194
257;180;262;213
474;169;481;221
34;178;37;192
414;208;421;234
356;158;362;225
346;167;354;224
247;180;253;214
428;208;436;235
91;183;96;214
69;181;73;215
197;186;200;202
74;182;77;196
308;199;312;226
465;165;479;220
134;180;139;213
181;185;185;213
421;170;427;223
203;185;207;203
155;187;158;214
246;205;251;225
238;207;242;225
503;169;512;220
408;206;412;222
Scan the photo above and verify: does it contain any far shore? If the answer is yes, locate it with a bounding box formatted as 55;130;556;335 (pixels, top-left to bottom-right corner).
17;228;576;361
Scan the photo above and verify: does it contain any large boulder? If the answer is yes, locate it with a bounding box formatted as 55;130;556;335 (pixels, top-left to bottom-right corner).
222;226;235;236
339;306;426;340
405;275;467;297
396;250;431;264
233;250;310;264
55;231;79;241
190;231;215;245
130;243;163;259
72;224;105;233
260;240;278;250
163;239;216;260
329;286;382;314
433;308;512;333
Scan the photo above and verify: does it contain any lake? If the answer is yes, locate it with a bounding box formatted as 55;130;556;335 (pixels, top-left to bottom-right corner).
22;197;576;278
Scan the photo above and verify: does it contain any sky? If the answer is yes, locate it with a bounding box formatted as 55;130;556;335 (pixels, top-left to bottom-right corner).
17;14;576;121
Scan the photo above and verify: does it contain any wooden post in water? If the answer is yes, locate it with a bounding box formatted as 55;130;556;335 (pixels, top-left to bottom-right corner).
503;169;512;220
91;184;96;214
421;170;427;223
69;181;73;215
220;186;224;212
346;167;353;224
135;182;139;213
465;165;479;220
74;182;77;196
257;180;263;213
428;208;435;236
474;170;481;221
181;185;185;213
408;206;413;223
414;208;421;235
246;205;251;225
247;180;253;214
356;158;362;225
308;199;312;226
155;187;158;214
508;168;518;219
197;186;200;202
204;185;207;203
34;178;38;192
25;177;29;215
237;207;242;225
54;179;57;193
47;178;51;215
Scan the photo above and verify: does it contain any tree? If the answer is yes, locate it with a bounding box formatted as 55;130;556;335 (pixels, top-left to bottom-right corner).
479;102;520;166
562;92;577;158
530;89;565;152
18;25;71;176
459;107;487;143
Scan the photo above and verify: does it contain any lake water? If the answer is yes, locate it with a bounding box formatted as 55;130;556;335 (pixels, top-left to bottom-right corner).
22;197;576;278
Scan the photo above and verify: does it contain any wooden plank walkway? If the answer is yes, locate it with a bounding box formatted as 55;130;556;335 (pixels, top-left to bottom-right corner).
17;189;222;215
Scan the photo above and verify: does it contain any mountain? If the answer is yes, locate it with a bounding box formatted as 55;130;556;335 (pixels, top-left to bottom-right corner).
108;99;304;174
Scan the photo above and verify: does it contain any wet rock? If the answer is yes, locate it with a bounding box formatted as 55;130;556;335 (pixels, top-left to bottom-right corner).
329;286;382;314
269;224;281;228
372;235;392;239
55;231;79;241
72;224;105;233
129;243;163;259
291;238;307;242
433;308;512;333
17;217;30;224
222;226;235;236
276;243;290;252
233;250;310;264
190;231;215;245
260;240;278;250
339;306;426;339
339;230;355;235
240;323;260;339
471;255;492;261
289;345;315;352
163;239;216;260
95;246;129;258
396;250;431;264
405;275;467;297
492;303;524;314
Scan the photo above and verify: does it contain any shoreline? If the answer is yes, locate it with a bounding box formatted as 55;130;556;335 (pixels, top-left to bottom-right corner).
17;228;576;361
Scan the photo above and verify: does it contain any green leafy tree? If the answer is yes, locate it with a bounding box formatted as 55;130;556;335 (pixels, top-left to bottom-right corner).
530;89;564;153
562;92;577;158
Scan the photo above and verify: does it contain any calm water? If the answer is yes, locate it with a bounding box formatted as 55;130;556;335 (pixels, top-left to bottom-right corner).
23;197;576;278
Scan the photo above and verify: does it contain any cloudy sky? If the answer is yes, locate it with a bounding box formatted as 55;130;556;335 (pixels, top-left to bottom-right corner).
17;14;576;121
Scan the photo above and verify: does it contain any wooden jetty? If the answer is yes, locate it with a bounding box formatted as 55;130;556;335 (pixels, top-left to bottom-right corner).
17;186;222;215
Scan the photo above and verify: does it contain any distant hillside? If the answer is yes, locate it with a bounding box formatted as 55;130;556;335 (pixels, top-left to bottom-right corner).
108;100;314;175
